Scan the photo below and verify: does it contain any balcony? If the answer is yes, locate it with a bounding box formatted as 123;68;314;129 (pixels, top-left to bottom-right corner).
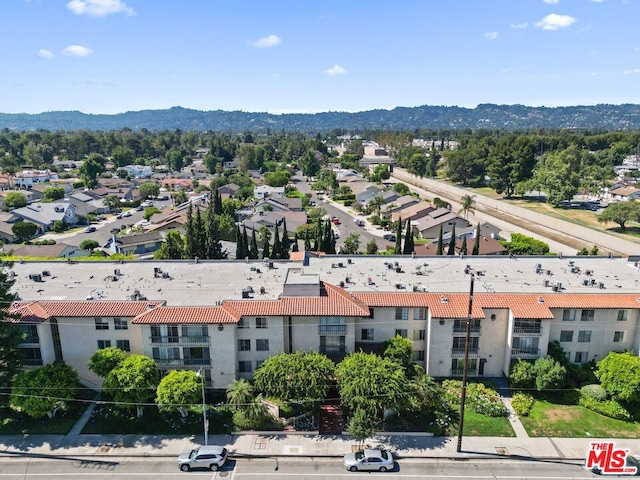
319;324;347;335
452;325;481;335
154;358;211;368
150;335;210;346
451;347;479;358
513;325;542;336
450;368;478;376
511;347;539;359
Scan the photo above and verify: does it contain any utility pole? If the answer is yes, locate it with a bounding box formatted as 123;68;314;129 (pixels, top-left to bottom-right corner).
456;273;475;453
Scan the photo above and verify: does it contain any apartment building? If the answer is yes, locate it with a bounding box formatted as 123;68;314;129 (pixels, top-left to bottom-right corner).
7;254;640;389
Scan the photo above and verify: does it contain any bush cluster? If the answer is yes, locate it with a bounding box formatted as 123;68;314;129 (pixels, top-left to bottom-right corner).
511;393;535;416
578;395;631;421
580;384;608;402
442;380;508;417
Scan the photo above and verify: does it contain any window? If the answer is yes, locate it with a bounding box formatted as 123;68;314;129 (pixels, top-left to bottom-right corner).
562;309;576;321
256;317;267;329
581;309;594;322
614;331;625;342
559;331;573;342
95;318;109;330
395;307;409;320
114;318;128;330
151;325;178;343
617;310;629;322
152;347;180;361
395;329;408;338
116;339;130;351
183;346;210;366
238;339;251;351
256;339;269;351
451;358;478;373
412;350;425;361
361;328;374;341
319;317;347;334
320;335;346;354
575;351;589;363
578;330;592;343
413;308;426;320
256;360;264;369
97;340;111;349
413;329;426;341
182;325;207;339
238;318;248;329
238;361;252;373
18;324;39;344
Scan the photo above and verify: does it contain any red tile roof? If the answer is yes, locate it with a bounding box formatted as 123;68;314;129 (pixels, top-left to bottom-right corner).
9;300;165;322
132;306;238;324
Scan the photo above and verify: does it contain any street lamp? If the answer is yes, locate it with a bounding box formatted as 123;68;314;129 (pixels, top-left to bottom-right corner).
196;369;208;446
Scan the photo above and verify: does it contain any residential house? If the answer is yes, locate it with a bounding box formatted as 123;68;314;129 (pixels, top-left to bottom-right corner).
254;185;285;200
217;183;241;200
0;190;36;208
390;201;435;223
380;195;419;216
11;202;77;232
413;208;470;239
355;185;384;207
105;231;165;255
13;170;59;190
7;243;89;259
120;165;153;179
606;185;640;202
162;178;193;191
69;192;109;217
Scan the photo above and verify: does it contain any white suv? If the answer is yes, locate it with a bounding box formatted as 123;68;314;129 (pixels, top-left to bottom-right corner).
177;445;228;472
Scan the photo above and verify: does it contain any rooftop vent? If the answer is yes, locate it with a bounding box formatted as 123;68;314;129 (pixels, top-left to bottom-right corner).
440;295;448;304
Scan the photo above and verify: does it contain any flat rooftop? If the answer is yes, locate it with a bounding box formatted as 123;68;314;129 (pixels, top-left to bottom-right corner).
7;254;640;306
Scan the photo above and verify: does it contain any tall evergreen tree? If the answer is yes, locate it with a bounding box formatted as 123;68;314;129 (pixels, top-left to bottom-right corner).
329;229;337;254
472;223;481;255
262;233;271;259
235;224;244;260
250;229;259;259
447;224;456;255
0;263;22;404
305;229;311;251
281;218;290;256
194;207;206;259
242;226;249;258
271;225;282;259
323;219;333;252
214;189;223;215
402;220;414;255
292;232;299;252
460;237;468;255
205;205;226;259
185;204;196;258
394;218;402;254
436;225;443;255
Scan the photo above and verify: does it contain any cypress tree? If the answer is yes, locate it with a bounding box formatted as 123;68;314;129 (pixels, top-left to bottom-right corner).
394;217;402;254
460;237;468;255
402;219;414;255
305;229;311;251
194;206;206;259
271;225;282;259
292;232;299;252
447;223;456;256
185;203;196;258
250;229;259;259
235;224;243;259
214;189;223;215
262;233;271;259
436;224;443;255
472;223;481;255
281;218;290;255
242;226;249;258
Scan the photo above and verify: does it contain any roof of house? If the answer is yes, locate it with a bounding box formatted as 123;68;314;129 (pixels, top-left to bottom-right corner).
110;231;164;246
132;305;238;324
8;243;76;258
11;202;73;226
390;201;435;222
9;300;165;323
609;186;640;197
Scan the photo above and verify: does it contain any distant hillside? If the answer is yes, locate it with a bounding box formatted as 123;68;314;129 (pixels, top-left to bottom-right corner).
2;104;640;132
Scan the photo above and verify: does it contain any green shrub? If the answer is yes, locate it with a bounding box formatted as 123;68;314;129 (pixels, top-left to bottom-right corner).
580;384;608;402
441;380;508;417
578;395;631;421
511;393;535;416
232;410;284;431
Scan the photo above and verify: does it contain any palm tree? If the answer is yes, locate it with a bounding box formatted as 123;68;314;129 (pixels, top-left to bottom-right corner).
226;379;254;410
458;194;476;220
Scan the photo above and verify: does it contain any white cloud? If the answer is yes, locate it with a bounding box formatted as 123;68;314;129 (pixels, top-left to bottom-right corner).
323;64;347;76
37;49;54;59
592;0;605;3
250;34;282;48
543;0;560;4
484;31;499;40
623;69;640;74
535;13;576;30
66;0;134;17
62;44;93;57
510;22;528;29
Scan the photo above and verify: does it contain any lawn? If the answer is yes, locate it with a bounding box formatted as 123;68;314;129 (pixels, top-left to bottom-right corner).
460;411;515;437
521;400;640;438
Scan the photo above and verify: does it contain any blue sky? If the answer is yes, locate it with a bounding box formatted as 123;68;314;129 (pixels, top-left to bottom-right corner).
2;0;640;114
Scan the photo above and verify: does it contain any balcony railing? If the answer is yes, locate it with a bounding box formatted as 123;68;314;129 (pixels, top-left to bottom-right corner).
450;368;478;376
511;347;539;358
154;358;211;368
451;347;479;357
513;325;542;336
452;325;481;335
150;335;210;345
319;324;347;335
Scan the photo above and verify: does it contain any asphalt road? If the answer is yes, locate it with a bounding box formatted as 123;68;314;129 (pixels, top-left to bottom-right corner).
0;456;596;479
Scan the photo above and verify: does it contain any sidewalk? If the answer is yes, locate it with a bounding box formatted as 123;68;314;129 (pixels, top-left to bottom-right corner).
2;432;639;461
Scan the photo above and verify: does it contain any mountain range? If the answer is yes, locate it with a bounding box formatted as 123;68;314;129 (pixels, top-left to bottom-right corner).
2;104;640;132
